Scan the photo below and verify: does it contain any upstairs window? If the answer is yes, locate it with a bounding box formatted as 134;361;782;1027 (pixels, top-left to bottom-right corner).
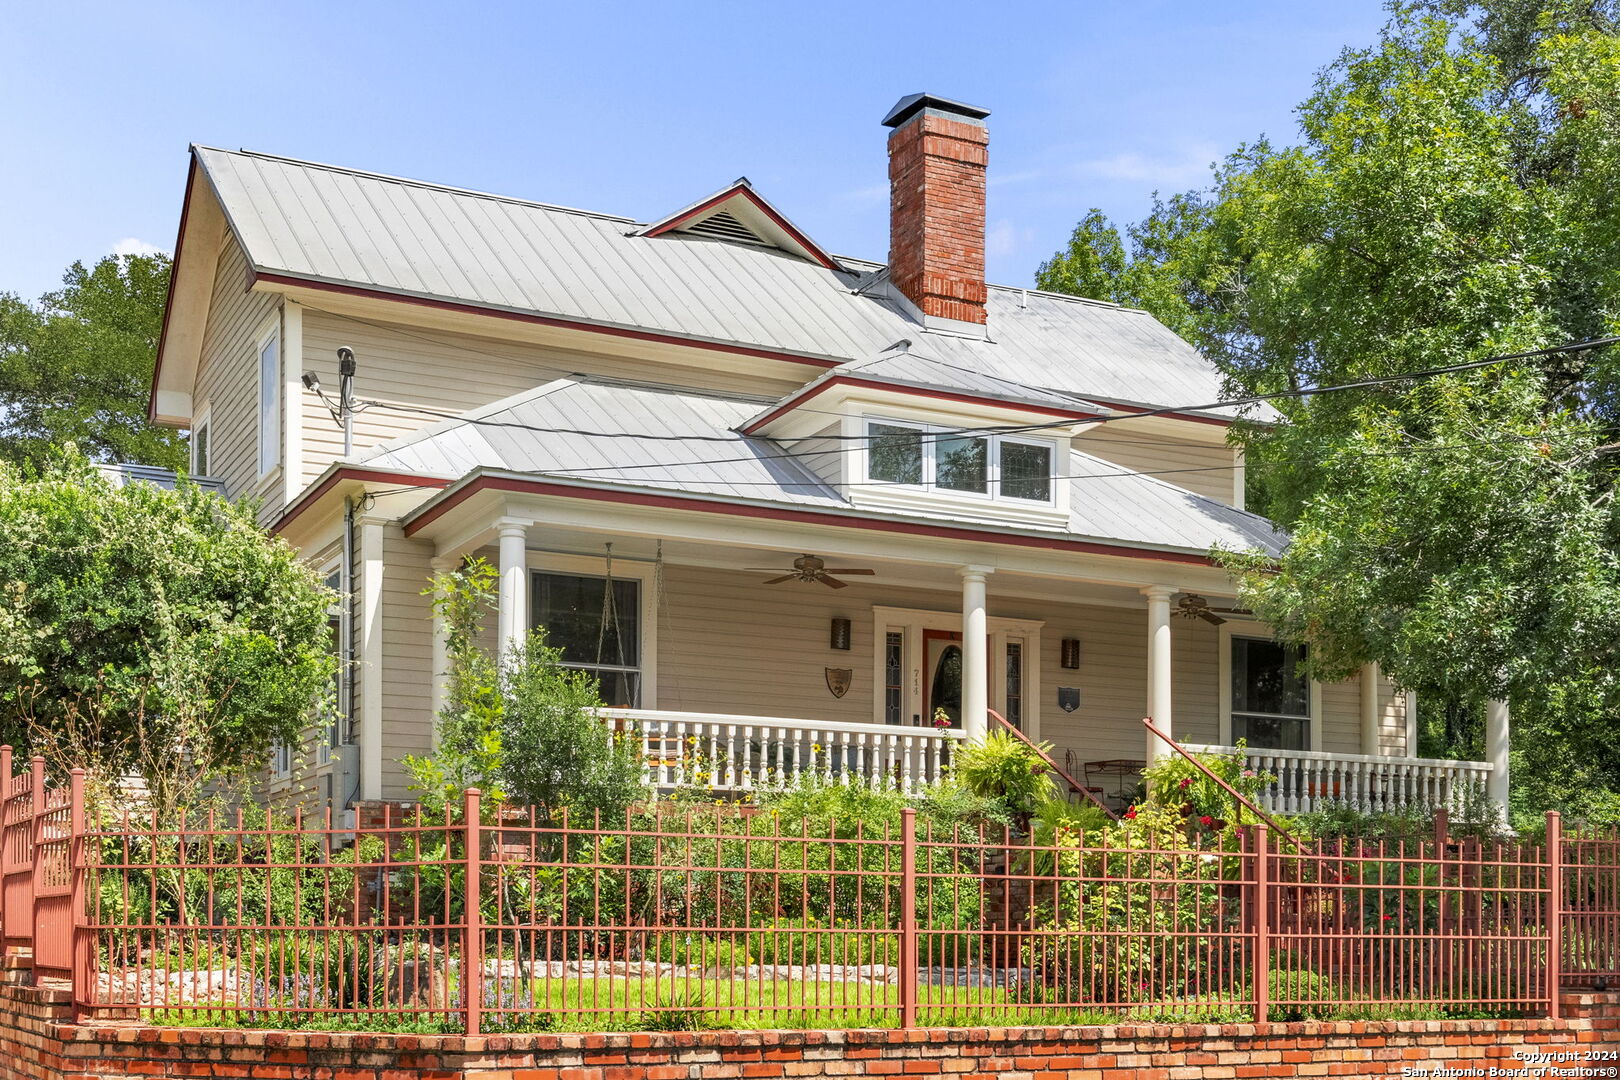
191;406;211;477
257;326;281;477
865;419;1055;504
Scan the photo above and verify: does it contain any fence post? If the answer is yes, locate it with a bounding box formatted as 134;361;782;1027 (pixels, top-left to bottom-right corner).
1546;810;1563;1020
27;756;44;972
1253;823;1270;1025
0;745;10;956
68;769;87;1019
463;788;483;1037
899;807;917;1029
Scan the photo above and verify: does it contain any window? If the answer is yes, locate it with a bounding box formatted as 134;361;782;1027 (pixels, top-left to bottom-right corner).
531;571;641;707
864;419;1055;504
1230;636;1310;751
271;741;292;779
883;632;904;725
191;407;211;477
257;328;281;476
1005;641;1024;729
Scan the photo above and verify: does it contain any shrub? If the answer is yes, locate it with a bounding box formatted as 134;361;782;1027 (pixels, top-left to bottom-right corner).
1139;743;1274;838
952;730;1057;825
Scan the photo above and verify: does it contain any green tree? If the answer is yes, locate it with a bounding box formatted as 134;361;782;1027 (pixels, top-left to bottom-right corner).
0;254;185;471
0;453;336;806
1036;1;1620;821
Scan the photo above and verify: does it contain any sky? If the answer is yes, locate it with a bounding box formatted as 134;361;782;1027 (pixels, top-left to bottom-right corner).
0;0;1392;303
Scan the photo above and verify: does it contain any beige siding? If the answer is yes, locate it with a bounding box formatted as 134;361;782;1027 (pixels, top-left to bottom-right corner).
1076;426;1239;506
379;526;437;795
297;310;807;486
193;239;284;520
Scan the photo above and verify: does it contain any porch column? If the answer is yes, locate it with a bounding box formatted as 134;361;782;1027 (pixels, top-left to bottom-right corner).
1404;690;1419;757
428;554;456;749
497;521;528;661
960;566;992;743
357;517;385;803
1143;586;1174;762
1360;662;1381;756
1486;699;1511;822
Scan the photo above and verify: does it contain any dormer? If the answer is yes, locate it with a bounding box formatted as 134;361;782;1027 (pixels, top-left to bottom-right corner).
741;345;1105;529
640;179;843;270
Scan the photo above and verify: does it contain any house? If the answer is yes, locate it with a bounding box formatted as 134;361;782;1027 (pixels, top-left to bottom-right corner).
146;93;1504;817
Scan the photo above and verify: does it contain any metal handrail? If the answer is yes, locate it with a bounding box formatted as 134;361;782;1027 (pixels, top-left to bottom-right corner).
1141;716;1305;851
989;709;1119;820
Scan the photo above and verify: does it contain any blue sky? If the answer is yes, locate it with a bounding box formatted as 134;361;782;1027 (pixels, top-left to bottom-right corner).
0;1;1390;302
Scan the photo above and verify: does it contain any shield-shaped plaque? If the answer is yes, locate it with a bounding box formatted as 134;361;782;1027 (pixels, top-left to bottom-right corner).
825;667;853;699
1057;687;1081;713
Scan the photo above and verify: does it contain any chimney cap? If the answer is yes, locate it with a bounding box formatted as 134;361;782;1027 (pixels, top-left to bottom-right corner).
881;92;990;129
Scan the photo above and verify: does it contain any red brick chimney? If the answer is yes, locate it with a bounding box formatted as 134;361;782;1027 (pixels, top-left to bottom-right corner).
882;93;991;326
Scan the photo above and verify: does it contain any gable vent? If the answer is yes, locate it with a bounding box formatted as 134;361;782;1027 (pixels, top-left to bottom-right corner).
681;210;768;246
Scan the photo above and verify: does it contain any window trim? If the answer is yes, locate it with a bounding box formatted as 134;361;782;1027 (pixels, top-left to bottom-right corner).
190;403;211;477
870;606;1044;740
525;551;660;710
256;320;282;478
1217;621;1323;750
862;416;1058;506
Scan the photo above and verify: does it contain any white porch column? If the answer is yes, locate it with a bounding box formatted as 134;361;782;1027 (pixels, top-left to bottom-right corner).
1143;586;1174;762
428;554;456;749
357;517;385;803
960;566;992;743
1359;662;1381;756
1404;690;1419;757
497;521;528;661
1486;698;1511;821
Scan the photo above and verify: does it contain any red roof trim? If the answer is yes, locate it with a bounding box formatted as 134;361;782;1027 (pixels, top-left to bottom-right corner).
741;375;1102;434
1086;398;1233;428
273;467;451;533
404;473;1216;566
642;184;843;272
147;155;200;423
250;272;843;372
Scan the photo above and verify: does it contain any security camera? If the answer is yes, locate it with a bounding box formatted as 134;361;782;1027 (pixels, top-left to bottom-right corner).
301;372;321;392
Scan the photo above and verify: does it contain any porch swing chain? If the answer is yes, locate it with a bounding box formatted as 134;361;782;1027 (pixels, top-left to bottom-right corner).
596;543;632;702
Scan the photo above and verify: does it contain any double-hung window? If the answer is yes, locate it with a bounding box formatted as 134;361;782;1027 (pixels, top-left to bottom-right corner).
865;419;1055;504
257;326;281;477
531;571;642;707
1230;636;1311;751
191;406;211;477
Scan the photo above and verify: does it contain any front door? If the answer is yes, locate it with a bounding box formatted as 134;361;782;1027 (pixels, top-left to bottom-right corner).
923;629;963;728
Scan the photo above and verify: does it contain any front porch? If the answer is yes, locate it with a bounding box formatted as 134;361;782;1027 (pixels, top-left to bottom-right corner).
388;487;1502;820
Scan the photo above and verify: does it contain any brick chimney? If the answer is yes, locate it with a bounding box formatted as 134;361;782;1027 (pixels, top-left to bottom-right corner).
882;93;991;327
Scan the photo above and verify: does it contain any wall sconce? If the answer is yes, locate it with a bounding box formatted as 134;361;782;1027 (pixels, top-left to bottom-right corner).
1060;638;1081;670
830;617;852;651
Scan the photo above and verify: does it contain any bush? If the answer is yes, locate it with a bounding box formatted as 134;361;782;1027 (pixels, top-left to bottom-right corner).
1139;744;1274;838
952;731;1056;825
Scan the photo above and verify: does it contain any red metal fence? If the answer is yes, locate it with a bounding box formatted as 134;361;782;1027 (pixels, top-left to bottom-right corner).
0;754;1617;1034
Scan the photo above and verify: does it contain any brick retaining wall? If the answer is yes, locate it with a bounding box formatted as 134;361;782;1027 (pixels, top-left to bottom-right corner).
1;981;1615;1080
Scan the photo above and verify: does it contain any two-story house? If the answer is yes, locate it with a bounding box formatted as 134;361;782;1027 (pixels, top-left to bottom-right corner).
146;93;1502;817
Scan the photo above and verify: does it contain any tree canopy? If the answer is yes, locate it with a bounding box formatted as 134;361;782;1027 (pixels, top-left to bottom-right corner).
0;254;185;472
0;455;336;806
1035;0;1620;821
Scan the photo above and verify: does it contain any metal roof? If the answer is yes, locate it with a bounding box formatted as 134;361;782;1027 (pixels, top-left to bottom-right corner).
356;377;1284;557
193;146;1256;420
96;462;228;495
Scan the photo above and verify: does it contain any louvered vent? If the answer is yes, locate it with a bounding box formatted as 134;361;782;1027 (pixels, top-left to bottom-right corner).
681;210;768;246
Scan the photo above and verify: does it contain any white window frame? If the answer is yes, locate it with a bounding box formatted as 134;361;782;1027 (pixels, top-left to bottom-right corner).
271;740;292;780
190;404;211;477
863;417;1057;506
526;551;660;710
256;320;281;478
1217;621;1323;751
870;606;1044;740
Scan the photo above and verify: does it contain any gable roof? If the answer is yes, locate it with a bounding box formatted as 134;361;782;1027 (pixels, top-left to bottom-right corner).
159;146;1258;426
639;178;843;270
354;376;1285;559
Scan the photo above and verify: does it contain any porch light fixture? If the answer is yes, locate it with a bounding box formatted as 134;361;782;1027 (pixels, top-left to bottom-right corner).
1060;638;1081;670
830;617;852;651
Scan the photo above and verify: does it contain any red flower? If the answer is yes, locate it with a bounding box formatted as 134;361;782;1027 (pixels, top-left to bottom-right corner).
1123;806;1138;820
1199;815;1214;828
1179;777;1193;789
1382;915;1393;921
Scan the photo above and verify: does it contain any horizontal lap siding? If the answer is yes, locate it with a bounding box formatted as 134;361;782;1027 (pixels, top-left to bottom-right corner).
380;527;436;798
1076;426;1239;506
196;240;283;520
297;310;806;486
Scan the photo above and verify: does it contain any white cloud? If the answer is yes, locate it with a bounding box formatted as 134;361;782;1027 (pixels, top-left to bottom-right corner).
110;237;167;258
1069;143;1220;190
986;218;1035;259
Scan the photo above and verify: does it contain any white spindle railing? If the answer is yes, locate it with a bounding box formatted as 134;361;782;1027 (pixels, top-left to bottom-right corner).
599;709;966;796
1182;744;1492;815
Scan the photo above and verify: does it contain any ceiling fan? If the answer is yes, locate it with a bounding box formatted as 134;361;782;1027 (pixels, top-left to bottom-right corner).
748;554;876;589
1176;594;1252;625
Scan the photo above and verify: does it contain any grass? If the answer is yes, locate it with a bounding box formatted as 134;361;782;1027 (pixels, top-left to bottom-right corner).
128;974;1527;1034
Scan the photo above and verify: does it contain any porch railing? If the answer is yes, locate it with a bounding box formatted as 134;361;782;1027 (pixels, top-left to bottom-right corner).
1184;743;1492;815
600;708;964;796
